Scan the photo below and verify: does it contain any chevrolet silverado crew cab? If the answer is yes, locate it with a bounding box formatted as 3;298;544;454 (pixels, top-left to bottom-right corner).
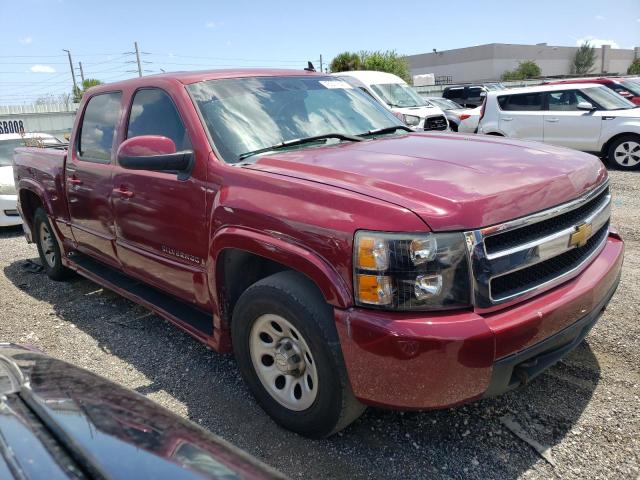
13;69;624;438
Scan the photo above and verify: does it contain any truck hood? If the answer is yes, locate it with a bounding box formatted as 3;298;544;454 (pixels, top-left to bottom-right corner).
244;133;607;231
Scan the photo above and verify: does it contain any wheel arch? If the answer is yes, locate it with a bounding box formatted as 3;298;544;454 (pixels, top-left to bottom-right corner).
17;183;47;239
601;131;640;157
211;227;352;326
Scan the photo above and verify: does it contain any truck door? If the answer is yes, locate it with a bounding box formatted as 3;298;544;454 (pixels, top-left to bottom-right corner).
111;88;209;309
498;92;544;141
543;89;602;151
66;91;121;267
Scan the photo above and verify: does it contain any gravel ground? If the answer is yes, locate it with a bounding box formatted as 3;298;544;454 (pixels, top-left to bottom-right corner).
0;169;638;480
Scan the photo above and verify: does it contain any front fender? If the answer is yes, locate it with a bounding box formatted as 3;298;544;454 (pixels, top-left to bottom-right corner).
210;226;352;309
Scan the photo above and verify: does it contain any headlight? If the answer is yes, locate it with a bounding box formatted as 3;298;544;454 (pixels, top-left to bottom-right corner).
353;231;471;311
0;183;16;195
402;114;421;127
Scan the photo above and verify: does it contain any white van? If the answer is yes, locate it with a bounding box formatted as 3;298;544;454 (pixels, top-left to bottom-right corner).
332;70;449;131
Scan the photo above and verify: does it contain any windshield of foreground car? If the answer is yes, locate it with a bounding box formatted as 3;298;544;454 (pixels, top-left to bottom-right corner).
0;139;24;167
370;83;427;108
584;85;636;110
188;76;404;163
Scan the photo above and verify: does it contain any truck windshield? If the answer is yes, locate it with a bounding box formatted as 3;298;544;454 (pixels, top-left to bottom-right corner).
188;76;402;163
0;139;23;166
369;83;426;108
585;85;636;110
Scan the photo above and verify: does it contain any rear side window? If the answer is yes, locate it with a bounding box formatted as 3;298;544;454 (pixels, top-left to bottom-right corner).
444;88;464;100
497;93;542;111
127;88;189;150
78;92;122;162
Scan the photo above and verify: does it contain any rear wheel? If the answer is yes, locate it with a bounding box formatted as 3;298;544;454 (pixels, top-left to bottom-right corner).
34;208;72;281
231;271;365;438
607;135;640;170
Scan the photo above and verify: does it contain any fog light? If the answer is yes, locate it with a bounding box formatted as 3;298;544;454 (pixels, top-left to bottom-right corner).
414;274;442;300
357;274;393;305
410;237;437;265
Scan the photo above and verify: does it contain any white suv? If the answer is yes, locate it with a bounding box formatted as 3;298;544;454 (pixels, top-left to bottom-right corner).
479;83;640;170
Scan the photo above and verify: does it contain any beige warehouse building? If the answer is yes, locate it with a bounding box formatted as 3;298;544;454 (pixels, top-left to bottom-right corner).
406;43;640;84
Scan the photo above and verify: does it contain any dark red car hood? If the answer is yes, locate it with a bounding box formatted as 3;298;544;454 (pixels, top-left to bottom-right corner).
244;133;607;231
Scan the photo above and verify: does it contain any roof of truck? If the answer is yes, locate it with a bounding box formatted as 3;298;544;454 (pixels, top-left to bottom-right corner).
92;68;323;90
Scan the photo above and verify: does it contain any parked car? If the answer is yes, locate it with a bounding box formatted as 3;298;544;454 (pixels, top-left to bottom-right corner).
0;343;285;479
426;97;479;132
13;69;623;438
333;70;448;131
545;77;640;105
479;83;640;170
442;83;505;108
0;132;63;227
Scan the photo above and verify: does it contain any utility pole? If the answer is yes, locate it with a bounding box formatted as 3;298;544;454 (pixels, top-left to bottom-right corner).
78;61;85;83
134;41;143;77
62;49;78;92
319;54;323;73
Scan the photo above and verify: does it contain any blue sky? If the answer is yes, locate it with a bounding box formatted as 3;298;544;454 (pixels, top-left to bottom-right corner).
1;0;639;104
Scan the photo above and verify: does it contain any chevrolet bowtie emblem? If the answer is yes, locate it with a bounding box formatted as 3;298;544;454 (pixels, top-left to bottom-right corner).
569;223;593;248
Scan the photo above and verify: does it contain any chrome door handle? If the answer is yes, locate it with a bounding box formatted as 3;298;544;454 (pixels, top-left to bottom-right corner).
545;118;559;123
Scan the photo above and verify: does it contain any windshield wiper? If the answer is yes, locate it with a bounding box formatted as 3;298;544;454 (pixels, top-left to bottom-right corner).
358;125;413;137
237;133;363;161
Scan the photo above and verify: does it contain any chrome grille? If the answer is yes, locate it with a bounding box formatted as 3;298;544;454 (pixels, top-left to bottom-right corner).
465;181;611;310
424;115;448;131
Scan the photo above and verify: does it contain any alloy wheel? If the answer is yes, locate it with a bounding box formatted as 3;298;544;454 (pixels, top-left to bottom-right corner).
614;140;640;168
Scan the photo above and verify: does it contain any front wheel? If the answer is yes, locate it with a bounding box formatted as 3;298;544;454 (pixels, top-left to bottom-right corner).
231;271;365;438
607;135;640;170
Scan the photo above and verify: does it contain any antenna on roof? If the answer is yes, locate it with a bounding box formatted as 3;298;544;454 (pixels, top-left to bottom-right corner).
304;61;316;72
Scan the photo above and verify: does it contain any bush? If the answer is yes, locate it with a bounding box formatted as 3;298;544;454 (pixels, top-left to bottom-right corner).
329;52;362;73
628;58;640;75
502;60;541;81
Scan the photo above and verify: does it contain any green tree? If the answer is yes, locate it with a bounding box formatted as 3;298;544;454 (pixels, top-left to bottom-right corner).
329;50;412;83
329;52;362;73
572;42;596;75
73;78;103;102
501;60;541;81
360;50;412;83
628;58;640;75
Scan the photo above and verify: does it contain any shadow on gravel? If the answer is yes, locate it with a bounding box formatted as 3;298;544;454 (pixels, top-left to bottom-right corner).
3;257;601;480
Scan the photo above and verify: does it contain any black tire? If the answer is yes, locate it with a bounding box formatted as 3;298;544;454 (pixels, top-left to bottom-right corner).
33;208;72;281
449;121;459;132
607;134;640;171
231;270;365;438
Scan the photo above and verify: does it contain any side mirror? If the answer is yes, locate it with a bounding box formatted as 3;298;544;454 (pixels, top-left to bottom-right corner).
576;101;595;111
479;91;487;97
117;135;193;179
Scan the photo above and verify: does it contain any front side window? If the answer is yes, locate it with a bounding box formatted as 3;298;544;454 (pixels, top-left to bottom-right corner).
78;92;122;162
369;83;426;108
547;90;592;110
497;93;543;111
468;87;483;99
127;89;190;150
188;76;401;163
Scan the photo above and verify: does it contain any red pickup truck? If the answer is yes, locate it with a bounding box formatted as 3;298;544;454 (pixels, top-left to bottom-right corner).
13;69;624;438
